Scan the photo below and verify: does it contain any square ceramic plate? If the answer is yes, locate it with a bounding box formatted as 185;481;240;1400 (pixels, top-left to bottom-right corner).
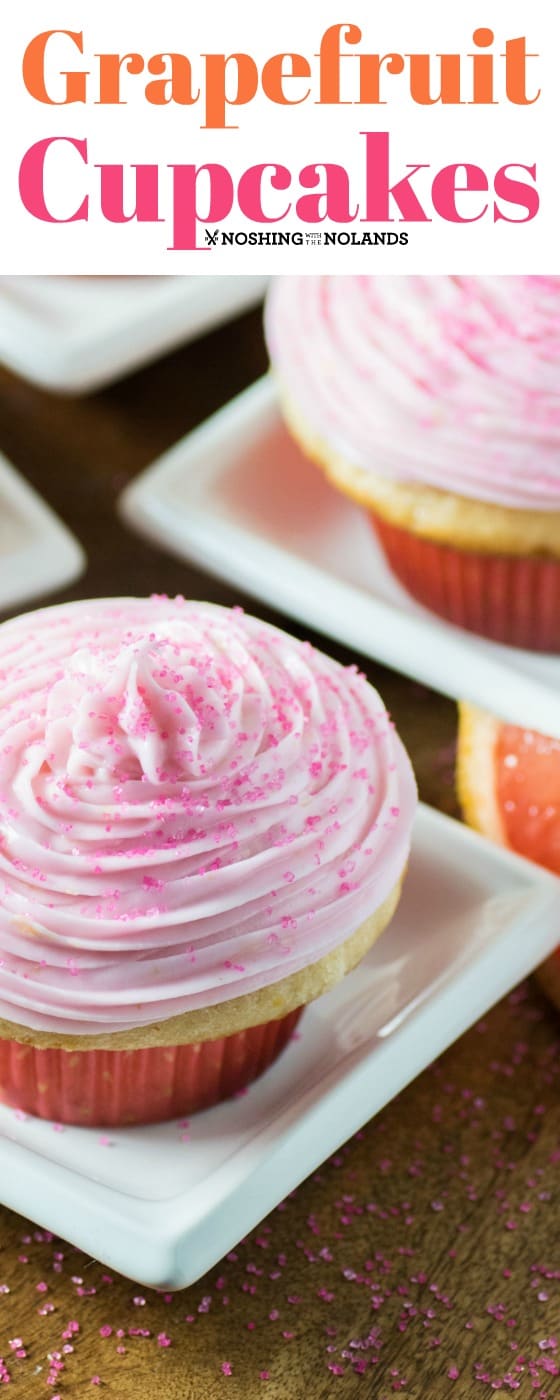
0;277;268;394
0;805;558;1290
120;375;560;740
0;452;84;610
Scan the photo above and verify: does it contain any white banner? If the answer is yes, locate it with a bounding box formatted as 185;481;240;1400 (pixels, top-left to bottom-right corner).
0;0;556;272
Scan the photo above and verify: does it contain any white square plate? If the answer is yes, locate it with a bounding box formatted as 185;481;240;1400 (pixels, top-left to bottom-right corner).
120;376;560;740
0;805;558;1290
0;452;84;610
0;277;268;394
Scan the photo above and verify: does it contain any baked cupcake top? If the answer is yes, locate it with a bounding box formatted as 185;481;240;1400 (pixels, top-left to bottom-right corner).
0;598;416;1035
266;276;560;512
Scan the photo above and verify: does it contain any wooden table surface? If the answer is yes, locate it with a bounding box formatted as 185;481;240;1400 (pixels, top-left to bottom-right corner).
0;303;558;1399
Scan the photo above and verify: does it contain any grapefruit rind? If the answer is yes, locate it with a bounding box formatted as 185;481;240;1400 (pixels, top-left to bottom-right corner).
456;703;507;846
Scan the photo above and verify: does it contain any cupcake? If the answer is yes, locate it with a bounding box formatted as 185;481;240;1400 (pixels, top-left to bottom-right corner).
457;702;560;1006
265;276;560;651
0;597;416;1126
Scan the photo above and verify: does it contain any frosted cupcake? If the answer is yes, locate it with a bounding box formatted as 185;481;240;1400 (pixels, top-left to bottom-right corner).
265;276;560;651
0;597;416;1126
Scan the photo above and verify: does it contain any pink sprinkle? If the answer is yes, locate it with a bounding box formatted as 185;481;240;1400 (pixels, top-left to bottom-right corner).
221;1362;233;1376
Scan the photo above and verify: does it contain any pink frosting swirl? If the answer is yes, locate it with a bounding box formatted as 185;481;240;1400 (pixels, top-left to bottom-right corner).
266;276;560;511
0;598;416;1035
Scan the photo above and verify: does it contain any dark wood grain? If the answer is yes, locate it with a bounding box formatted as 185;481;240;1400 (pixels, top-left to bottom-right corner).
0;302;558;1399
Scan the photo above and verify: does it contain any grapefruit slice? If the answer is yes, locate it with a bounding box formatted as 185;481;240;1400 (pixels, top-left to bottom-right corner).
457;703;560;875
457;702;560;1005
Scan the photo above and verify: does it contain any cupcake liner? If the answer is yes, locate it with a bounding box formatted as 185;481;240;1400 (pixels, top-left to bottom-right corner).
371;514;560;652
0;1008;302;1127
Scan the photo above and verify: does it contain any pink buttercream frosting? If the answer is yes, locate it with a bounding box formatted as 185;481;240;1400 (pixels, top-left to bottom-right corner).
265;276;560;511
0;598;416;1036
